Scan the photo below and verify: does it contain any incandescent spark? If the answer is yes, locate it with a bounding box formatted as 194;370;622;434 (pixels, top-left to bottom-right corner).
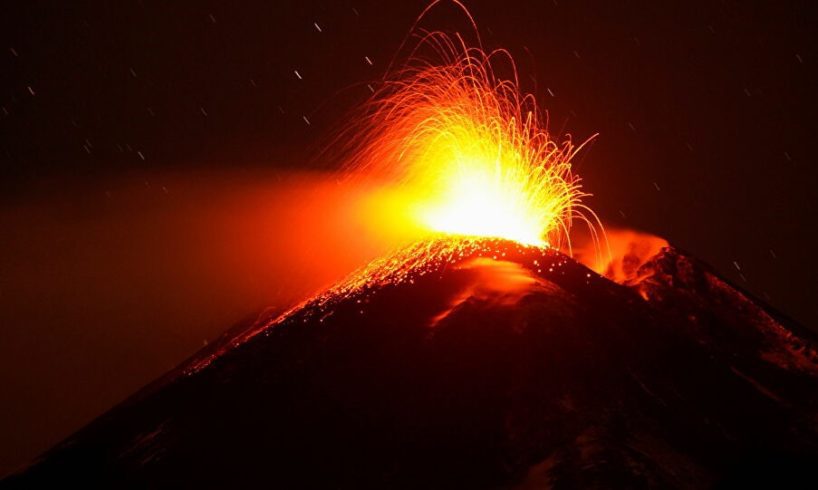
335;1;601;251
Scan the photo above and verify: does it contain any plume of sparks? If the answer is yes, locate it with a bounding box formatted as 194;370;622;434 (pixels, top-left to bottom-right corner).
186;4;612;374
334;0;603;251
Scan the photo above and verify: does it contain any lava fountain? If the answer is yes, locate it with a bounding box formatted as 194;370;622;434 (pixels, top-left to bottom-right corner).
333;0;603;252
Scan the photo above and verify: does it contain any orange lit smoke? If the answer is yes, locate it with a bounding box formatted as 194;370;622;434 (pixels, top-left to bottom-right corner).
429;257;552;327
572;227;669;284
331;0;602;250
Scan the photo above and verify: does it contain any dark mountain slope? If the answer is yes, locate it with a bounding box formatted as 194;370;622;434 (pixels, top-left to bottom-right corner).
5;239;818;489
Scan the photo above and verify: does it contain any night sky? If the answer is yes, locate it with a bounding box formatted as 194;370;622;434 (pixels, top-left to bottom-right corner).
2;0;817;476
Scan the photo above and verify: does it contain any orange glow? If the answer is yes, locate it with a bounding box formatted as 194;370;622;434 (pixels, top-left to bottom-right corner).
429;257;549;327
334;1;601;249
572;227;669;284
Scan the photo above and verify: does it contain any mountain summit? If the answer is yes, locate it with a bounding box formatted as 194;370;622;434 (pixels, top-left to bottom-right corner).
5;238;818;488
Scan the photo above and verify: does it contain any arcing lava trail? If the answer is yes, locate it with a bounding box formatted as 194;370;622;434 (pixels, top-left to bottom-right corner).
331;1;600;250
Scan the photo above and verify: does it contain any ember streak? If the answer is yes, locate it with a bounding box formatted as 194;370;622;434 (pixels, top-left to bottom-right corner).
334;1;600;250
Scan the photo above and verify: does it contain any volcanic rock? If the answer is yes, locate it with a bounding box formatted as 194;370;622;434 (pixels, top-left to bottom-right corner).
4;238;818;489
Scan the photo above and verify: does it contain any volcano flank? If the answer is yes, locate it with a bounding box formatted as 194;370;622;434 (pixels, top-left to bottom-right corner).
4;238;818;488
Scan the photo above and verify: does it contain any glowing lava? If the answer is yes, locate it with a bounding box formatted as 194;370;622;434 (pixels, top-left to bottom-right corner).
336;1;600;249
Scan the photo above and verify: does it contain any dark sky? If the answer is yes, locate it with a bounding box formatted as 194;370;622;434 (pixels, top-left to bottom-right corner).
1;0;817;476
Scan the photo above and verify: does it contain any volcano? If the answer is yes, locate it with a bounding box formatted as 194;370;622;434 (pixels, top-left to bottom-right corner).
4;238;818;488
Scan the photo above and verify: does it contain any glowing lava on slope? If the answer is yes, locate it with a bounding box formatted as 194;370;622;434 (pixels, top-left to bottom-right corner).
335;1;602;250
